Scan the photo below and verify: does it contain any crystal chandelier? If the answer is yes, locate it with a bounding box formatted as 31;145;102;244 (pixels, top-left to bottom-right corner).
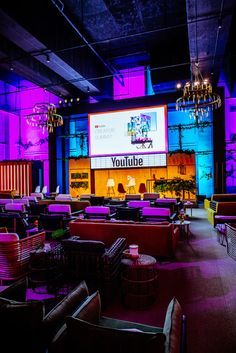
176;62;221;122
25;102;63;133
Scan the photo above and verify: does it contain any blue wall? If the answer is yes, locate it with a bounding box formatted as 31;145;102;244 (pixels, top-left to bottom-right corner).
168;106;214;197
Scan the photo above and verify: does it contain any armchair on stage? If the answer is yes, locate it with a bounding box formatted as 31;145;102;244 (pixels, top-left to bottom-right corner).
117;183;126;198
126;175;136;194
106;178;115;197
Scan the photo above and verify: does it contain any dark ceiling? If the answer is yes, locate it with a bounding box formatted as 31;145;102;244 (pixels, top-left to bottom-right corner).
0;0;235;101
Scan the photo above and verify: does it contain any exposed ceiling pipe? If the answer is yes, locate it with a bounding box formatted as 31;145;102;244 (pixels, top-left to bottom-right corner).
50;0;124;86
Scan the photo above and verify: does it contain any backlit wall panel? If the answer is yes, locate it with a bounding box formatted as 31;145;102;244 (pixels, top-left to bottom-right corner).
0;161;32;196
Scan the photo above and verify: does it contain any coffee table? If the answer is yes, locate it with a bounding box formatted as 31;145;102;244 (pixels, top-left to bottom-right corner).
183;201;194;216
174;220;191;242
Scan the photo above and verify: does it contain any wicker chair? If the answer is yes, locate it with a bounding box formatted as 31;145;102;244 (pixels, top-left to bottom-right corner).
0;230;45;283
225;223;236;261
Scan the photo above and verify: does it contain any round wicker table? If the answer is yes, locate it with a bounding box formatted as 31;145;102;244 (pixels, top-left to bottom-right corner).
121;253;158;309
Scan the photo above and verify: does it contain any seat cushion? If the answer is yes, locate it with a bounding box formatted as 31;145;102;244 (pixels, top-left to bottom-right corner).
0;297;45;353
0;296;44;329
163;297;182;353
66;316;165;353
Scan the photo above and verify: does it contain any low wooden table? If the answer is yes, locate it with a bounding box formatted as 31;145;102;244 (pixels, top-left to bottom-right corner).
121;253;158;309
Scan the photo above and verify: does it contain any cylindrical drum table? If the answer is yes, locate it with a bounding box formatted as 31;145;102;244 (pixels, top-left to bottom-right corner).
121;254;158;309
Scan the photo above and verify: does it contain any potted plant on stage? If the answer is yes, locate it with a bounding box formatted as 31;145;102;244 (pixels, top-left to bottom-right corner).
153;178;168;197
168;177;184;199
182;176;196;200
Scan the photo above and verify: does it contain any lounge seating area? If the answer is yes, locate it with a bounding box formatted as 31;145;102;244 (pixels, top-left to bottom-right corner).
205;193;236;227
0;277;186;353
0;194;236;353
1;3;236;351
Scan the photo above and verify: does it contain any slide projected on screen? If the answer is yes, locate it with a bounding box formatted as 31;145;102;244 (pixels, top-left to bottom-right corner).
88;105;167;157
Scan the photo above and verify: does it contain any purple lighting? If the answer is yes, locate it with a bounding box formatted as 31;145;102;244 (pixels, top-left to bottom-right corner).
0;79;60;191
113;66;145;100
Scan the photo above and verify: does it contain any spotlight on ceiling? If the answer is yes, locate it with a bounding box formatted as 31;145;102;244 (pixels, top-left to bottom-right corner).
46;54;50;63
218;18;222;29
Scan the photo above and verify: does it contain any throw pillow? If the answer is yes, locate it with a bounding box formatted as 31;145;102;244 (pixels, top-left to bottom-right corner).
48;290;101;353
73;290;101;324
163;297;182;353
66;316;165;353
51;228;66;239
43;280;89;341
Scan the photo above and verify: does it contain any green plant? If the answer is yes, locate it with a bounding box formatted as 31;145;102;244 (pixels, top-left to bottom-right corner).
168;178;184;197
153;176;196;198
153;179;168;196
168;149;195;156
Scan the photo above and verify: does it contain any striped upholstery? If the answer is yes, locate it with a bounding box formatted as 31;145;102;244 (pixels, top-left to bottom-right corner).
0;231;45;282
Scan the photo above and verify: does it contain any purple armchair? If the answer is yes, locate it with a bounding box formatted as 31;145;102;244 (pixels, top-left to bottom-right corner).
141;207;175;222
84;206;115;220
